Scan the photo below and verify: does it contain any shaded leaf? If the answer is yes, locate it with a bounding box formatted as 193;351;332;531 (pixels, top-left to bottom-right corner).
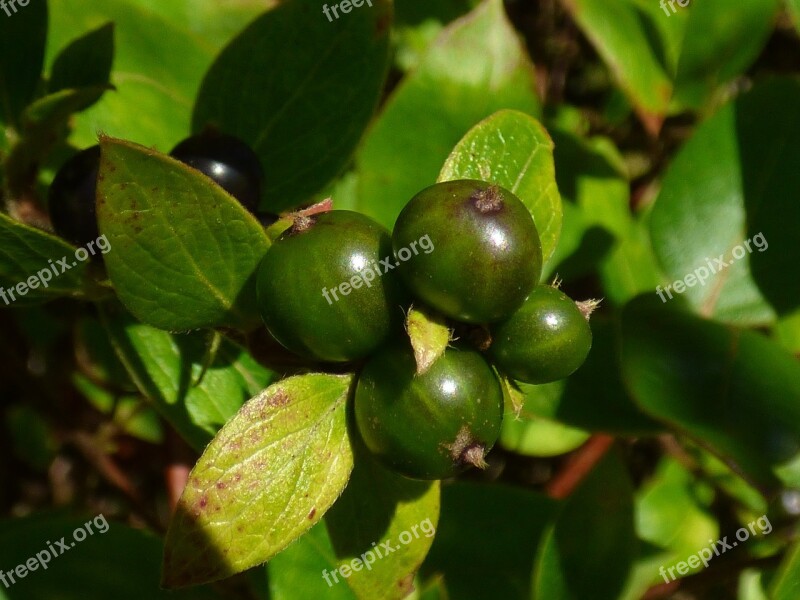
192;0;392;212
514;318;663;435
621;296;800;491
0;515;219;600
770;539;800;600
0;0;47;127
421;482;557;600
49;22;115;99
531;452;636;600
99;302;275;451
651;79;800;325
0;212;91;305
271;449;440;600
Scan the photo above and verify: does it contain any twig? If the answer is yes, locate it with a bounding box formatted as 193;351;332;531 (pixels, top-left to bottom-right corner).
545;434;614;499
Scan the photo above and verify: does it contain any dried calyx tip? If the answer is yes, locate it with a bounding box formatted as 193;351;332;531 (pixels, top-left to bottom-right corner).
471;185;503;213
291;214;316;234
461;444;488;469
576;298;602;321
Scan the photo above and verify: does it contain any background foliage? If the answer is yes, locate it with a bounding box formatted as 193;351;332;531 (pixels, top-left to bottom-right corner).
1;0;799;599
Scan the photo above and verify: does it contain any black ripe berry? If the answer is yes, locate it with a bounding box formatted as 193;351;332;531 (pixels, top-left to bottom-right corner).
392;179;542;324
48;145;101;247
170;130;263;212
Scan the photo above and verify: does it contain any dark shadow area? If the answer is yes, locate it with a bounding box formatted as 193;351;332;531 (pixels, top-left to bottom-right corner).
735;77;800;317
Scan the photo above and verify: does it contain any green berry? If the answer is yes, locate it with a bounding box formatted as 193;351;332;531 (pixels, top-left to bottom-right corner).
256;211;407;362
354;344;504;480
488;285;592;384
392;179;542;323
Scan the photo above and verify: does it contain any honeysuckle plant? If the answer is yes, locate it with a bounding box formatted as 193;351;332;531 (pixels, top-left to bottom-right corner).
1;1;799;599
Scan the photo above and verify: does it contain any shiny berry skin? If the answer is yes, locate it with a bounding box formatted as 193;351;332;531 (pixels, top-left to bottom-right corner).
256;211;407;362
48;145;101;247
488;285;592;384
170;130;263;212
354;344;504;480
392;179;542;324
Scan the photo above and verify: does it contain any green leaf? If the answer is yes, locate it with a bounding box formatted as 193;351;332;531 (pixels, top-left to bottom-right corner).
406;305;451;375
99;301;276;452
0;212;92;305
500;412;589;458
514;318;663;435
0;515;220;600
123;0;272;50
49;22;115;98
271;449;440;600
96;136;270;331
548;129;661;303
46;0;213;150
621;296;800;491
5;87;113;197
268;523;358;600
531;452;636;600
6;404;56;471
770;539;800;600
113;396;164;443
325;450;439;599
652;77;800;325
439;110;562;264
356;0;541;229
790;0;800;32
635;457;718;582
192;0;392;213
421;482;558;600
672;0;781;108
561;0;675;127
162;374;355;588
564;0;780;127
23;87;112;128
0;0;47;127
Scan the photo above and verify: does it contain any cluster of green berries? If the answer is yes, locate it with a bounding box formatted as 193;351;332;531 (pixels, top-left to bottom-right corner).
48;129;265;247
257;180;594;480
47;137;592;481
